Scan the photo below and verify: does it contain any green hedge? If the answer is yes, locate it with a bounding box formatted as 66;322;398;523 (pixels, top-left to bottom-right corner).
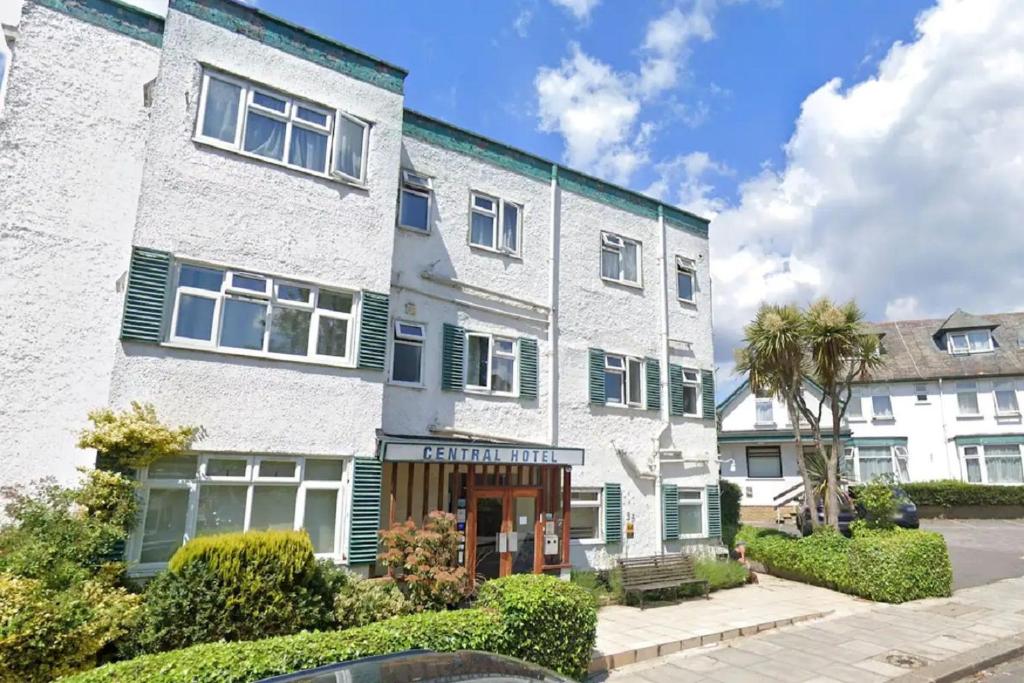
719;479;743;549
899;480;1024;507
737;525;951;603
60;575;597;683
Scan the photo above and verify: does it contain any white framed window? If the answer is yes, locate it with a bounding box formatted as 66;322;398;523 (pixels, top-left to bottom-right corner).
857;446;896;482
194;69;369;183
846;394;864;421
946;329;993;355
169;261;356;366
569;488;602;541
682;368;700;416
604;354;645;408
957;381;981;417
746;447;782;478
390;321;425;385
993;381;1020;417
469;192;521;255
871;394;894;421
675;256;695;303
915;384;929;403
627;357;644;407
678;489;706;538
398;170;432;232
962;444;1024;484
600;232;641;286
465;332;517;395
130;454;348;570
755;393;774;425
894;445;910;481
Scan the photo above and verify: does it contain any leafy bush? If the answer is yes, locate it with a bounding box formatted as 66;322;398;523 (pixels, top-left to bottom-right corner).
695;558;748;590
900;479;1024;507
719;479;743;549
334;574;412;629
0;575;140;683
130;530;336;655
77;402;202;470
569;569;616;605
379;511;471;610
477;574;596;680
737;525;952;603
856;480;896;529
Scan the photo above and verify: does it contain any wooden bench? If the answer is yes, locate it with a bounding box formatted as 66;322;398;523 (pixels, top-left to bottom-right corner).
618;554;709;608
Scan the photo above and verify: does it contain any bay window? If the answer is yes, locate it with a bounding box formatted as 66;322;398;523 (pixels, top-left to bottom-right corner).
962;444;1024;484
469;192;521;255
857;446;895;482
391;321;425;385
600;232;641;286
678;489;705;537
169;262;356;366
569;489;602;541
465;332;517;395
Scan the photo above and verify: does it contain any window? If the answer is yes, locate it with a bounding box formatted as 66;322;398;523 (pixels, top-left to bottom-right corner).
754;394;774;425
682;369;700;416
604;354;625;405
846;395;864;420
627;357;644;407
170;262;356;365
391;321;425;385
465;333;517;395
957;381;980;416
746;447;782;478
570;489;602;540
871;394;894;420
678;489;705;537
962;444;1024;484
675;256;695;303
0;30;10;116
469;192;521;255
398;170;431;232
894;445;910;481
946;329;993;355
994;382;1020;416
915;384;929;403
132;455;346;567
195;70;369;182
857;446;895;482
600;232;641;286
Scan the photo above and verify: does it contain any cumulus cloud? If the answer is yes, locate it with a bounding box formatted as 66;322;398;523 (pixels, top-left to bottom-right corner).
550;0;600;21
646;151;733;215
513;8;533;38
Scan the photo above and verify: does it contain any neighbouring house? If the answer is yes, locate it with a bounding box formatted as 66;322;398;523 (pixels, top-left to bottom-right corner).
720;308;1024;521
0;0;719;578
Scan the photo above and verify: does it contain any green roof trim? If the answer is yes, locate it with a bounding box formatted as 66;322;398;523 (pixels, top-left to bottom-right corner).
718;430;851;444
953;434;1024;447
848;437;908;448
169;0;407;94
402;109;710;237
35;0;165;47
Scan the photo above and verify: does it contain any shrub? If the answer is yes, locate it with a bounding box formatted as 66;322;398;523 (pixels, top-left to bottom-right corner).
0;575;140;683
856;480;896;529
695;558;748;590
719;479;743;549
130;530;336;655
77;402;202;470
900;479;1024;507
477;574;596;680
334;575;413;629
379;511;471;610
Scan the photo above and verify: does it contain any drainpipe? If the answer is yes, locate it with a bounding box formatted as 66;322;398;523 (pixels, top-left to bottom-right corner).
548;164;560;447
938;378;956;479
655;205;671;551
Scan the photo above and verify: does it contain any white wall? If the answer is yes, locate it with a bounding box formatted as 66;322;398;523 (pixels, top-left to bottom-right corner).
0;5;160;487
721;442;804;507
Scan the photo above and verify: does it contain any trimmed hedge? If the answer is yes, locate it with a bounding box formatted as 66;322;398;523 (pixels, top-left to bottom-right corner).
899;480;1024;507
719;479;743;549
737;525;951;603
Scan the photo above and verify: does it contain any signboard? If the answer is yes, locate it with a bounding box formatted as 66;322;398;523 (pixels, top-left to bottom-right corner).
382;440;584;466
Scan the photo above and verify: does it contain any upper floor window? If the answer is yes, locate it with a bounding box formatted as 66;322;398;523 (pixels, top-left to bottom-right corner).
754;393;774;425
170;262;355;365
391;321;425;385
600;232;641;286
469;192;521;255
399;171;432;232
957;381;980;417
993;381;1020;417
947;329;993;355
466;333;517;394
871;394;893;421
681;368;700;416
196;70;369;183
846;394;864;420
915;384;929;403
675;256;695;303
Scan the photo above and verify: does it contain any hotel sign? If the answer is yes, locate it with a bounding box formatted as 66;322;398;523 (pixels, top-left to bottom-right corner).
381;441;584;467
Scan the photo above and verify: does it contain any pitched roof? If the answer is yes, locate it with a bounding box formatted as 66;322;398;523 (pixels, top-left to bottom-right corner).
862;311;1024;383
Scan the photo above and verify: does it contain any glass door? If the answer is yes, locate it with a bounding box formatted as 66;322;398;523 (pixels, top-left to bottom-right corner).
510;491;539;574
474;494;504;580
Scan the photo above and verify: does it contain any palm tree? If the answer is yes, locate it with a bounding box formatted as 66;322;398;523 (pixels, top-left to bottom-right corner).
735;304;820;529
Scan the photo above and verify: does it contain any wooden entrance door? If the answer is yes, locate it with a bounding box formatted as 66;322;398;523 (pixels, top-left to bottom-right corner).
469;487;542;579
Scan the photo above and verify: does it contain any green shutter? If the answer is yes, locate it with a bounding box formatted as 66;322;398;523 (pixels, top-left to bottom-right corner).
701;369;716;420
356;291;389;370
120;246;171;343
442;323;465;391
604;483;622;544
706;484;722;539
519;338;538;400
645;358;660;411
669;364;685;417
662;483;679;540
348;458;383;565
588;348;605;404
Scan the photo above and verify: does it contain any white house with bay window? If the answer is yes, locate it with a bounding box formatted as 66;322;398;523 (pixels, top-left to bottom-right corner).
0;0;719;578
719;309;1024;520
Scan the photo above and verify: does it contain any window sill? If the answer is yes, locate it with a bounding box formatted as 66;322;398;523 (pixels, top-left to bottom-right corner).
397;223;431;236
388;380;426;390
468;243;522;260
956;414;984;420
160;341;357;370
995;412;1021;419
871;416;896;424
754;422;777;429
745;477;785;481
915;401;931;406
192;136;369;191
600;276;644;291
677;297;697;307
465;387;519;399
847;417;867;423
601;401;648;411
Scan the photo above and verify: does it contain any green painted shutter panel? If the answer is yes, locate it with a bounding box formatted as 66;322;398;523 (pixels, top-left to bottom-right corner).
356;291;389;370
645;358;660;411
707;484;722;539
662;483;679;540
348;458;383;564
604;483;622;543
120;246;171;343
519;338;538;400
701;369;716;420
441;323;465;391
669;364;685;417
588;348;605;404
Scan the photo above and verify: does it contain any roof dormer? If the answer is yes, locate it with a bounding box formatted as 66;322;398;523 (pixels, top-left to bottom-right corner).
935;309;997;355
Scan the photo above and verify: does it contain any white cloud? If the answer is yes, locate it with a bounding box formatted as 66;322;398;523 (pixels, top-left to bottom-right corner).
710;0;1024;369
550;0;600;21
639;2;716;96
646;151;733;215
513;9;533;38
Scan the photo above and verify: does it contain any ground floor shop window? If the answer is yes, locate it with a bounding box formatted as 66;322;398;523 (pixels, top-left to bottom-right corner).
131;454;347;570
569;488;602;540
962;444;1024;484
678;488;705;538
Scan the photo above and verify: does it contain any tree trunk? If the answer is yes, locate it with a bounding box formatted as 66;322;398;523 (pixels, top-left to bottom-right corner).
788;400;817;530
824;389;843;528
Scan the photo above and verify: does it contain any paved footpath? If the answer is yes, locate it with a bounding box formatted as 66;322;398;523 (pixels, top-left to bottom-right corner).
594;576;1024;683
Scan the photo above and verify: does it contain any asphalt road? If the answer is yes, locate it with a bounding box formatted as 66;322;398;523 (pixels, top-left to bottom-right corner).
922;519;1024;590
957;654;1024;681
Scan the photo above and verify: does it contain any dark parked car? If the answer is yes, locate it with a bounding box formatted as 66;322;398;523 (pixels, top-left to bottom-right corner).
257;650;574;683
797;486;919;536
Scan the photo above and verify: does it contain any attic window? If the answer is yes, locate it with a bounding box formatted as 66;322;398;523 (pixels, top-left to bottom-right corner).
946;329;993;355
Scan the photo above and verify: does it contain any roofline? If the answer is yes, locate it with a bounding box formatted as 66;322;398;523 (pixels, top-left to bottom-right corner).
35;0;166;47
716;376;826;414
854;371;1024;385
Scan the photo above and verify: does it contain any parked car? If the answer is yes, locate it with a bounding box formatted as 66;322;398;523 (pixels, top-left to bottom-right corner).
797;486;919;536
257;650;574;683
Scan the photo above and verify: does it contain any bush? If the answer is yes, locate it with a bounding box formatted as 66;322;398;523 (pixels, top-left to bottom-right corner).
477;574;596;680
0;575;140;683
334;575;412;629
77;402;202;470
130;530;336;655
900;479;1024;507
695;558;748;590
857;480;896;529
719;479;743;549
737;525;952;603
379;511;471;610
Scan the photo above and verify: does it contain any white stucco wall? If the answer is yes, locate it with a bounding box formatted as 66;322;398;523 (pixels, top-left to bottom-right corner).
0;5;160;487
